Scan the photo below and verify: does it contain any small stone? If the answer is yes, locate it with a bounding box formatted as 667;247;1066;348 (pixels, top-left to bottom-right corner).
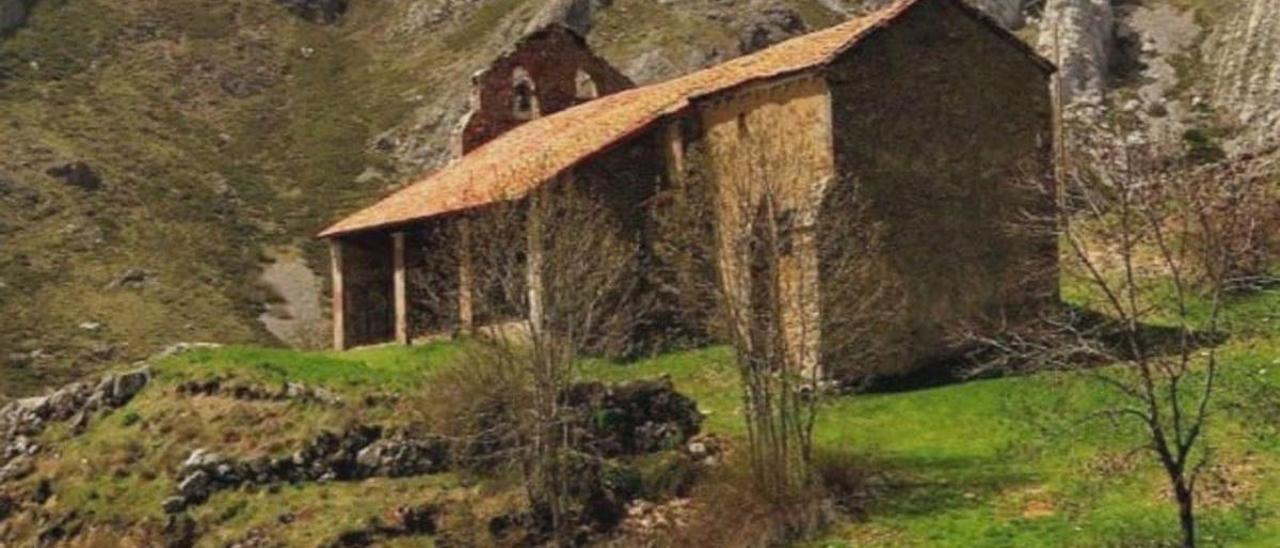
162;496;187;514
45;162;103;192
177;470;211;502
0;456;35;482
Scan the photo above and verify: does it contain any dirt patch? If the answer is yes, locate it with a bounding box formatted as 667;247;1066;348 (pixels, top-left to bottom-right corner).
257;247;327;349
1117;3;1202;143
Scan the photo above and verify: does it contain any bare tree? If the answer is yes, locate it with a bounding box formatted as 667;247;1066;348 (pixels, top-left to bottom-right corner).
965;122;1278;548
419;177;649;541
651;140;896;510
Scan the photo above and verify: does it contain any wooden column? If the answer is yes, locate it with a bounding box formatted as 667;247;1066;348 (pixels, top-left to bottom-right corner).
329;239;347;351
526;191;545;334
392;232;409;345
457;219;475;333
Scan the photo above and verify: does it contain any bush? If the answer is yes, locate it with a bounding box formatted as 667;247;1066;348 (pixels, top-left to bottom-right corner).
669;453;833;547
419;344;533;474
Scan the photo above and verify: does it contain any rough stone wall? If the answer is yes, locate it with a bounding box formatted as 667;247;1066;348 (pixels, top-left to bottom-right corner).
460;26;633;153
337;233;394;347
823;0;1056;378
698;75;835;374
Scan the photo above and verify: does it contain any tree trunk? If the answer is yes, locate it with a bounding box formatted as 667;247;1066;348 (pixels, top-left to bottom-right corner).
1175;481;1196;548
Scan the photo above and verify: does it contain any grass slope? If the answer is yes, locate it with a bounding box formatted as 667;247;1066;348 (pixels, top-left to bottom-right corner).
3;280;1275;545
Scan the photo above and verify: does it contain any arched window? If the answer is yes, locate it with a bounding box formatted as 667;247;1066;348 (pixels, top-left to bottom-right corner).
512;67;539;120
575;69;599;100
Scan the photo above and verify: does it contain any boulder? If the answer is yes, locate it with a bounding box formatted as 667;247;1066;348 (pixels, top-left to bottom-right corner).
102;368;151;407
524;0;594;37
395;503;440;535
177;470;210;503
275;0;347;24
738;5;807;54
0;456;33;482
564;377;702;457
0;492;13;521
355;436;449;478
0;0;35;38
107;268;154;290
45;162;103;192
624;50;681;85
164;513;198;548
162;496;187;515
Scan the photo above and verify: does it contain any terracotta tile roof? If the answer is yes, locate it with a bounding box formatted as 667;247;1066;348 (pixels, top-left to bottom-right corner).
319;0;1051;238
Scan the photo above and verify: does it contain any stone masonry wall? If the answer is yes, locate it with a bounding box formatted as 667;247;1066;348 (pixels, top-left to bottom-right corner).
822;0;1056;378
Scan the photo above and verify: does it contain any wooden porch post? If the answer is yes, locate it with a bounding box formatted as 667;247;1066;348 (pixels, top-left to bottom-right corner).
329;239;347;351
526;191;545;334
457;219;475;333
392;231;409;345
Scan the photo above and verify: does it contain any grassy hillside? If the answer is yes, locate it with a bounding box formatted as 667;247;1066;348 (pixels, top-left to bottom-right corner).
1;278;1276;545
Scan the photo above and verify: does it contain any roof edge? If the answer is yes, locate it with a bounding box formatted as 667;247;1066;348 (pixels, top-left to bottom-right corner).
941;0;1057;74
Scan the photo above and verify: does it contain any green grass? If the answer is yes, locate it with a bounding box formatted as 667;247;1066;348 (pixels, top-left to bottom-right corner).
8;277;1277;545
150;341;464;393
579;282;1280;546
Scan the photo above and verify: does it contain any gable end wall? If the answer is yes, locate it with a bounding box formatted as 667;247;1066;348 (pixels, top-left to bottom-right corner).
820;0;1056;378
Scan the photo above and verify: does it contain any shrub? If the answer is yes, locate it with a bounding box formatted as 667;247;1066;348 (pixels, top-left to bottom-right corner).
670;453;833;547
419;344;533;474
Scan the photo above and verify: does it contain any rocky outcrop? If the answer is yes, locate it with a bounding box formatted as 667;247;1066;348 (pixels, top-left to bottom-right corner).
624;50;681;85
564;377;703;457
0;368;150;481
165;377;701;513
0;0;35;37
967;0;1026;30
738;6;808;54
1039;0;1114;116
165;427;449;512
176;378;342;406
524;0;595;37
1205;0;1280;152
275;0;347;24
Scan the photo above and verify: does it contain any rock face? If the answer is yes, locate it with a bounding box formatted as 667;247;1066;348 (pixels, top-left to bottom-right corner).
274;0;347;24
1039;0;1114;116
1205;0;1280;152
0;0;34;37
524;0;595;37
623;50;681;85
967;0;1025;30
738;5;808;54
